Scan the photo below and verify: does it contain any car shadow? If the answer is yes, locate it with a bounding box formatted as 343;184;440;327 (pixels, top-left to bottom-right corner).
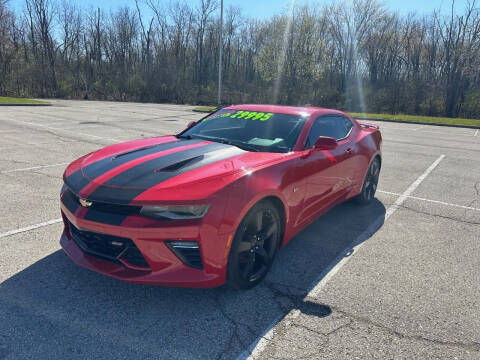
0;199;385;360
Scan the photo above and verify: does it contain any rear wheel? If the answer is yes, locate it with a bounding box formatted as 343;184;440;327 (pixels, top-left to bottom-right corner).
227;201;281;290
355;157;380;204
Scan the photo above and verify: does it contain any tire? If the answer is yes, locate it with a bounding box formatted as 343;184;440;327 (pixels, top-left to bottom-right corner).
355;157;381;204
227;200;282;290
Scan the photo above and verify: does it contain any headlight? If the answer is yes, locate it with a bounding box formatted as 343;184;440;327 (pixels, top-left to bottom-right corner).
140;205;210;220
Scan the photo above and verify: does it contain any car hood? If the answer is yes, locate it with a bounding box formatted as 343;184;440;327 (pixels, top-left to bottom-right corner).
64;136;285;204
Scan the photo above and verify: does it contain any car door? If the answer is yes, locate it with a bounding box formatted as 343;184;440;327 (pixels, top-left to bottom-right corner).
296;115;356;224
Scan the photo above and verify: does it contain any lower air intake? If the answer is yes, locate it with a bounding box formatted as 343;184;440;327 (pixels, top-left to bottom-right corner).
69;222;149;270
165;241;203;269
121;247;149;268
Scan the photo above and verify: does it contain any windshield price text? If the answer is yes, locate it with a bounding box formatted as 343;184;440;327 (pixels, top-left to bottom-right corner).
206;110;274;122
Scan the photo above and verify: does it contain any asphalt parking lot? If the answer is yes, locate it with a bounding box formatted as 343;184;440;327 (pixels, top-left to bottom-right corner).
1;100;479;359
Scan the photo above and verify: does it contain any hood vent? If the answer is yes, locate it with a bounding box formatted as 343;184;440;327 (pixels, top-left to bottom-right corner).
155;155;204;172
112;145;158;159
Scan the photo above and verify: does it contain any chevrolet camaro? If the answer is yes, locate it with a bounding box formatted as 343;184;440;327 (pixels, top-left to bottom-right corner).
60;105;382;289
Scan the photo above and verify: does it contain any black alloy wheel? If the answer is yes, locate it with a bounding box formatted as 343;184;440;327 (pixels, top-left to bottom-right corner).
356;157;381;204
227;201;281;289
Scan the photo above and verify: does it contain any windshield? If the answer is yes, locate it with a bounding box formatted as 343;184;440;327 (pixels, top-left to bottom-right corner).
180;109;307;153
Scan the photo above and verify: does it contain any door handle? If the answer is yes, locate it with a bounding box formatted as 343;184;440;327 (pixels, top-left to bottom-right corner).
346;147;353;154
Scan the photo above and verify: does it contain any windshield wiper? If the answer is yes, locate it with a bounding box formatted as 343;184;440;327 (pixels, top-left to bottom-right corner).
229;142;260;152
184;134;259;152
216;139;259;152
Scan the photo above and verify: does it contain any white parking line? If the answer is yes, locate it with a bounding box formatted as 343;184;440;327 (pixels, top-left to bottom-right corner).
0;218;62;239
1;163;69;174
238;313;285;360
377;190;480;212
475;129;479;137
238;154;446;360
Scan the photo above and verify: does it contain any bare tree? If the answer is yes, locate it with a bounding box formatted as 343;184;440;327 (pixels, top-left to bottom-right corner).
436;0;480;117
0;0;479;119
0;0;15;94
25;0;57;96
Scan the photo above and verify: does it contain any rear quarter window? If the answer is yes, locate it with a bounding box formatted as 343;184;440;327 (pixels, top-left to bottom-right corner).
305;115;354;148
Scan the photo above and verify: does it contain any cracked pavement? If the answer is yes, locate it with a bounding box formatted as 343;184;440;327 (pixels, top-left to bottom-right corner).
0;100;479;359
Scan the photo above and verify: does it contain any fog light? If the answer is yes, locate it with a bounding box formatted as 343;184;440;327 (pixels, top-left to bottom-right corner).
168;241;199;249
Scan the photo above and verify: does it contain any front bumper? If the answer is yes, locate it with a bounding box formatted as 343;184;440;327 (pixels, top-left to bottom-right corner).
60;202;232;288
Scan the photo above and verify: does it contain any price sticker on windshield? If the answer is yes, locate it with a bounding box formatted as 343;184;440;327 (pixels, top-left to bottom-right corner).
205;110;274;122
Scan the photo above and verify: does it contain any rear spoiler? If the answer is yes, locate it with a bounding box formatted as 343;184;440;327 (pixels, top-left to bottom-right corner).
359;122;379;130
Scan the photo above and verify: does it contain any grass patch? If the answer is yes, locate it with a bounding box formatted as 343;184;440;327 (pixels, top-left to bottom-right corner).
193;105;217;113
0;96;49;105
350;112;480;127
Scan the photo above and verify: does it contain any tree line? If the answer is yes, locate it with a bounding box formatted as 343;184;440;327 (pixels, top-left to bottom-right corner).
0;0;479;118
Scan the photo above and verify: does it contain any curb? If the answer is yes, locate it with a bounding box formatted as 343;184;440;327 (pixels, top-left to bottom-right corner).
355;116;480;130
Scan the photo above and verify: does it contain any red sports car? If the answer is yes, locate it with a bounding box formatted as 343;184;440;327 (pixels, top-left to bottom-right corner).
60;105;382;289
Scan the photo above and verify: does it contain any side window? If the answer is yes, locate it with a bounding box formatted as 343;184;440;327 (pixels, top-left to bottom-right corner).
305;116;353;148
340;116;354;136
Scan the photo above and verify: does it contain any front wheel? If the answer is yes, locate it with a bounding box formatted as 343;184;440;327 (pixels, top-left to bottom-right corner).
227;201;281;290
355;157;381;204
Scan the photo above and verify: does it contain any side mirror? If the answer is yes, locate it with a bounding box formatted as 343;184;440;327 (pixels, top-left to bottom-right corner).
314;136;338;150
186;121;197;129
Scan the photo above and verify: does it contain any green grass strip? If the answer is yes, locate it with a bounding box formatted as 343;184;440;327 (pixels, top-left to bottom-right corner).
0;96;50;105
350;112;480;127
193;106;217;113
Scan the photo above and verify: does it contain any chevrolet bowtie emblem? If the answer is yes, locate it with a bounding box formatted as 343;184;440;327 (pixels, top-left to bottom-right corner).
79;198;93;207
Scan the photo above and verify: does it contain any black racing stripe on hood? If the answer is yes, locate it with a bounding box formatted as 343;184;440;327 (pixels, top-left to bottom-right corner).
61;189;80;214
63;138;203;196
85;143;245;204
83;199;141;226
103;143;233;188
82;138;203;180
65;170;90;194
83;187;146;205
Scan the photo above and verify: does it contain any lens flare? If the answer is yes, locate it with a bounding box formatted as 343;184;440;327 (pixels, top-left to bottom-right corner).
273;0;295;104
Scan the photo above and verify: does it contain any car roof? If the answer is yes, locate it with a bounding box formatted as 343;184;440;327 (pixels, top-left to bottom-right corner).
223;104;347;117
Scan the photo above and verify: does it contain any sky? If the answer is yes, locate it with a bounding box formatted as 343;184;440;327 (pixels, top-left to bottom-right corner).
8;0;467;18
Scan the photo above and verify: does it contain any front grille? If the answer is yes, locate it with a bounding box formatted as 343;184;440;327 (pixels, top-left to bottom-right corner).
72;225;124;259
63;188;141;215
86;200;141;216
69;222;149;269
62;188;141;225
